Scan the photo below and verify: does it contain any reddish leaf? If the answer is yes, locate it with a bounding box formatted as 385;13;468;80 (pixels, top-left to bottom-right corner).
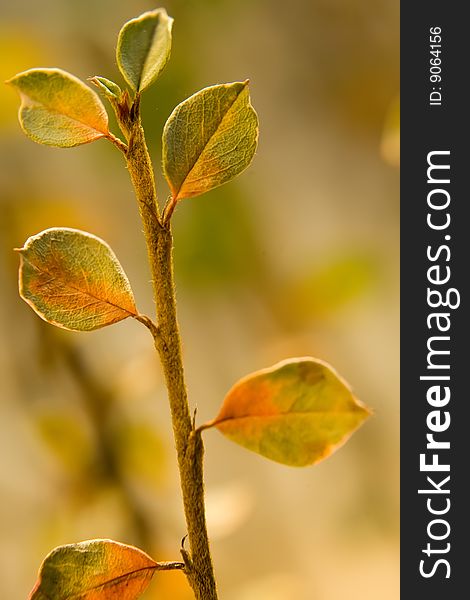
206;358;371;467
17;228;137;331
28;539;159;600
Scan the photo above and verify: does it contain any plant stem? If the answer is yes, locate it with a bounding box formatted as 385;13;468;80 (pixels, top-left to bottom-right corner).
124;108;218;600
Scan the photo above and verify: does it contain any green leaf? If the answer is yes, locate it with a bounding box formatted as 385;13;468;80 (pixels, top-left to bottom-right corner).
28;539;158;600
117;8;173;93
17;228;138;332
162;81;259;200
7;68;109;147
90;76;122;100
206;358;370;467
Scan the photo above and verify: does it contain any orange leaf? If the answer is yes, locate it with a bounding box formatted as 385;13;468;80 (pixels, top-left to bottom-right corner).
206;357;371;467
17;228;137;331
28;539;159;600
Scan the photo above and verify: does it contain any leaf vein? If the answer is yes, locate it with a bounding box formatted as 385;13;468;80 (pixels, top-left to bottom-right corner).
22;254;136;317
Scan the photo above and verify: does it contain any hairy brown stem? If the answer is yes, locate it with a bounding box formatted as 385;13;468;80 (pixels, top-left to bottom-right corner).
122;107;218;600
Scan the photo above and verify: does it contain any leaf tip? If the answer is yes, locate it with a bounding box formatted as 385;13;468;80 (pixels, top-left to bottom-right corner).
89;76;122;101
4;70;26;87
359;400;374;419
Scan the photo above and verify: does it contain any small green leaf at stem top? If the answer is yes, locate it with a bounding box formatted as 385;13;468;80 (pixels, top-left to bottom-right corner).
162;81;259;201
17;228;138;332
204;357;371;467
7;68;109;147
28;539;160;600
117;8;173;93
90;76;122;100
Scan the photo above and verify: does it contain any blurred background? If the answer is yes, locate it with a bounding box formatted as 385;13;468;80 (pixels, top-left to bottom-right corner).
0;1;399;598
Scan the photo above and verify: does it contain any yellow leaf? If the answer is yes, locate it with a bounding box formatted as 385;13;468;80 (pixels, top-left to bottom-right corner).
207;358;371;467
17;228;137;331
7;68;109;147
28;539;158;600
163;81;258;200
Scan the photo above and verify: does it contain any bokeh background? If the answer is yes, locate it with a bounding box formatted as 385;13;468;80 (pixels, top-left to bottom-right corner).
0;1;399;598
